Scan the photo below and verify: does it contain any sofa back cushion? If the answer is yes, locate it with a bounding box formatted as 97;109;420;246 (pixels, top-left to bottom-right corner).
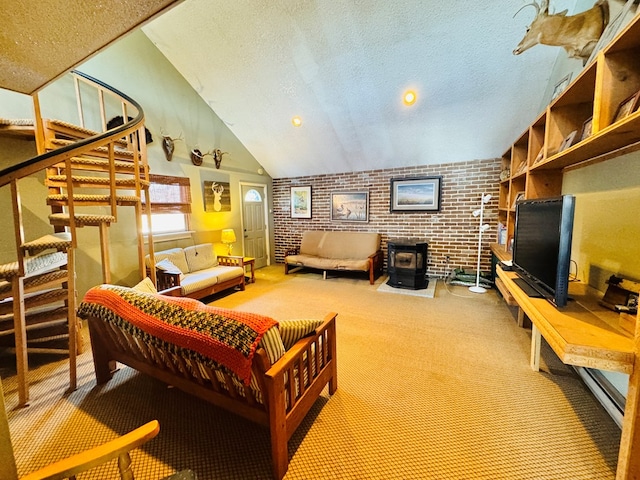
299;231;325;256
302;231;380;260
145;247;190;274
184;243;218;272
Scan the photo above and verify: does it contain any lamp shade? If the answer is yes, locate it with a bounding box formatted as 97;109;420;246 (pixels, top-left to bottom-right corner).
221;229;236;244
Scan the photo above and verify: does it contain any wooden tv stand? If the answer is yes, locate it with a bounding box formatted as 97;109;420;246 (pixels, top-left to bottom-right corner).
496;264;639;479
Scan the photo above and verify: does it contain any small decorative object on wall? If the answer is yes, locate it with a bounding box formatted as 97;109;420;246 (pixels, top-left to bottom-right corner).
551;73;572;101
191;148;205;166
390;176;442;212
558;130;578;152
331;191;369;222
290;185;312;219
580;117;593;141
160;130;182;161
203;180;231;212
106;115;153;146
612;90;640;124
213;149;228;169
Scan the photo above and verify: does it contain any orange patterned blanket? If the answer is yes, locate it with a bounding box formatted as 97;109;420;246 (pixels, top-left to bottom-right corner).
78;285;278;384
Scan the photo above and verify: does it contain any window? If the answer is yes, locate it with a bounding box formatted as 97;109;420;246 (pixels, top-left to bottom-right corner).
244;189;262;202
142;174;191;234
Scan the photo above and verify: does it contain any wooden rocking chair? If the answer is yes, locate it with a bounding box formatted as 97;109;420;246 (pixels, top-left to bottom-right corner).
0;379;166;480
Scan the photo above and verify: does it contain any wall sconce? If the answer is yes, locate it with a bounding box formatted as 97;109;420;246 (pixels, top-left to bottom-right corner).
221;229;237;255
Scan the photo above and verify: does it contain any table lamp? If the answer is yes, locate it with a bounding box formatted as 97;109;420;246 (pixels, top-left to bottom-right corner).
221;228;237;255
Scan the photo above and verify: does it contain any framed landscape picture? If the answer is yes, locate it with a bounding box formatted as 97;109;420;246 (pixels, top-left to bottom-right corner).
330;191;369;222
390;176;442;212
290;185;312;218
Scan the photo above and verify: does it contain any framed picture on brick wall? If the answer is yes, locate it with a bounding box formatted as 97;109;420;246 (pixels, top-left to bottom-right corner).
330;191;369;222
290;185;312;218
390;176;442;212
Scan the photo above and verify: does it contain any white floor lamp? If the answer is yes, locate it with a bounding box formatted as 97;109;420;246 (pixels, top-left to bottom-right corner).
469;193;492;294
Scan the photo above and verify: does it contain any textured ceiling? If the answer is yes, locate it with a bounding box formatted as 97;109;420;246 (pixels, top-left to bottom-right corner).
142;0;582;178
0;0;181;95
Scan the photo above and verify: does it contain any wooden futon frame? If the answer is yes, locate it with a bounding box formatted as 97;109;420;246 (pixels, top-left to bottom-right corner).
87;311;338;479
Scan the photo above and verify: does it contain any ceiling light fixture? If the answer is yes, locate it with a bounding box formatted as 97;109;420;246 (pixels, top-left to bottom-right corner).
403;90;417;106
292;116;302;127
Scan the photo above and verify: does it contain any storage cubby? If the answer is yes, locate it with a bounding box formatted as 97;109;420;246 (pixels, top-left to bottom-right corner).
494;13;640;478
545;63;597;161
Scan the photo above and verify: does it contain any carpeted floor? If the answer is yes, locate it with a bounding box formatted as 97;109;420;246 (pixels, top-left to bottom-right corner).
2;266;621;479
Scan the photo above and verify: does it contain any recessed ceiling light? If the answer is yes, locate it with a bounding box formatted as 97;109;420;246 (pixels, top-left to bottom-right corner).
292;116;302;127
403;90;417;106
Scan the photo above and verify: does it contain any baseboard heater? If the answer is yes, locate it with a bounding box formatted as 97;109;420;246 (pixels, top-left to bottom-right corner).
574;366;625;429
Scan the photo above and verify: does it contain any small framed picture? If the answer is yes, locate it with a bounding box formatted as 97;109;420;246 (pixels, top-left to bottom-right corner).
390;176;442;212
512;191;525;209
580;117;593;141
558;130;578;152
533;146;544;165
551;73;572;101
612;91;640;124
331;191;369;222
290;185;312;219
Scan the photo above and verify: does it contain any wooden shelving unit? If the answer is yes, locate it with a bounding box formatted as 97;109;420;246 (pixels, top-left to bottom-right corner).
496;13;640;480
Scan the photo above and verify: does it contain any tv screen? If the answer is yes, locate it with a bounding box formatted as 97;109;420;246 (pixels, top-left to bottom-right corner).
512;195;575;307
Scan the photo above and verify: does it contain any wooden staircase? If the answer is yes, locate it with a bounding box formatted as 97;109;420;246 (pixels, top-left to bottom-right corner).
0;71;156;407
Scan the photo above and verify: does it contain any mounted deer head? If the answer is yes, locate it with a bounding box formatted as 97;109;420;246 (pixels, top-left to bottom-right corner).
160;130;183;161
513;0;609;62
213;149;229;169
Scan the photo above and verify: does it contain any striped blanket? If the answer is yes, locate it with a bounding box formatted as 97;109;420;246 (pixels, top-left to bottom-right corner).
78;285;278;384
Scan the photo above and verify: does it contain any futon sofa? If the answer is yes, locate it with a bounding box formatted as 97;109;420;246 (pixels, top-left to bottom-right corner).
78;284;338;480
284;231;383;284
145;243;245;299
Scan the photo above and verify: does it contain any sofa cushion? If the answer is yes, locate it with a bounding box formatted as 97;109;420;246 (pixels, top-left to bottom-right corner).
155;259;185;282
285;254;370;272
132;276;158;294
299;231;327;256
147;247;191;274
179;266;244;296
184;243;218;272
316;232;380;260
278;318;325;350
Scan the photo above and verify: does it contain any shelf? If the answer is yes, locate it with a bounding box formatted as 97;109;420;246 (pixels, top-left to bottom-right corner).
533;110;640;171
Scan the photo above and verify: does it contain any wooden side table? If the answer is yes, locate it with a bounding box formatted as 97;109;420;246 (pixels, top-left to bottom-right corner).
242;257;255;283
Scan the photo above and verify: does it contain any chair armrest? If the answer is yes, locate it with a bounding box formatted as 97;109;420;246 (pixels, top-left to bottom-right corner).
218;255;244;267
156;269;181;291
158;285;183;297
21;420;160;480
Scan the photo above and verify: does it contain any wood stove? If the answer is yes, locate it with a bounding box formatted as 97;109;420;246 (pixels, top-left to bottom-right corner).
387;239;428;289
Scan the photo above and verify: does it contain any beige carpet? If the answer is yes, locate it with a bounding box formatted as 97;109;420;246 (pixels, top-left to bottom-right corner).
2;266;621;479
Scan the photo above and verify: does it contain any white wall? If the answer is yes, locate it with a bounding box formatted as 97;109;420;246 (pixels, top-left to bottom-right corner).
0;29;273;295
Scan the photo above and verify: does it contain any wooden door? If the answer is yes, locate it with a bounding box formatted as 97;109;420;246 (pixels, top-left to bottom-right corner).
241;184;268;268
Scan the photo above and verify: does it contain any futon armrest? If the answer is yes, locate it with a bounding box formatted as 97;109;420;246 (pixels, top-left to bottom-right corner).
156;269;181;291
218;255;244;267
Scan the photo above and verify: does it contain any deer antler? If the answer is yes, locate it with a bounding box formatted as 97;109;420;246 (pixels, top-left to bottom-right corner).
513;1;540;18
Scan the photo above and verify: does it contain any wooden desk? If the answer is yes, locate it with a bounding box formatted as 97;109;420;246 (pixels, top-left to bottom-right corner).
497;266;634;373
496;265;640;478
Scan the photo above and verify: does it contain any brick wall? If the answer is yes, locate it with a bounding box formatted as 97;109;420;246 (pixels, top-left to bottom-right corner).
273;158;501;277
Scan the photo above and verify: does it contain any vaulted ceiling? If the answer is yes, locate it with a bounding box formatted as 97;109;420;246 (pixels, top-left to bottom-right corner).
3;0;598;179
141;0;585;178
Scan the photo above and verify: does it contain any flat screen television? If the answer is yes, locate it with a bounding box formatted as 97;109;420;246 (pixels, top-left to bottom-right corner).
512;195;575;308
